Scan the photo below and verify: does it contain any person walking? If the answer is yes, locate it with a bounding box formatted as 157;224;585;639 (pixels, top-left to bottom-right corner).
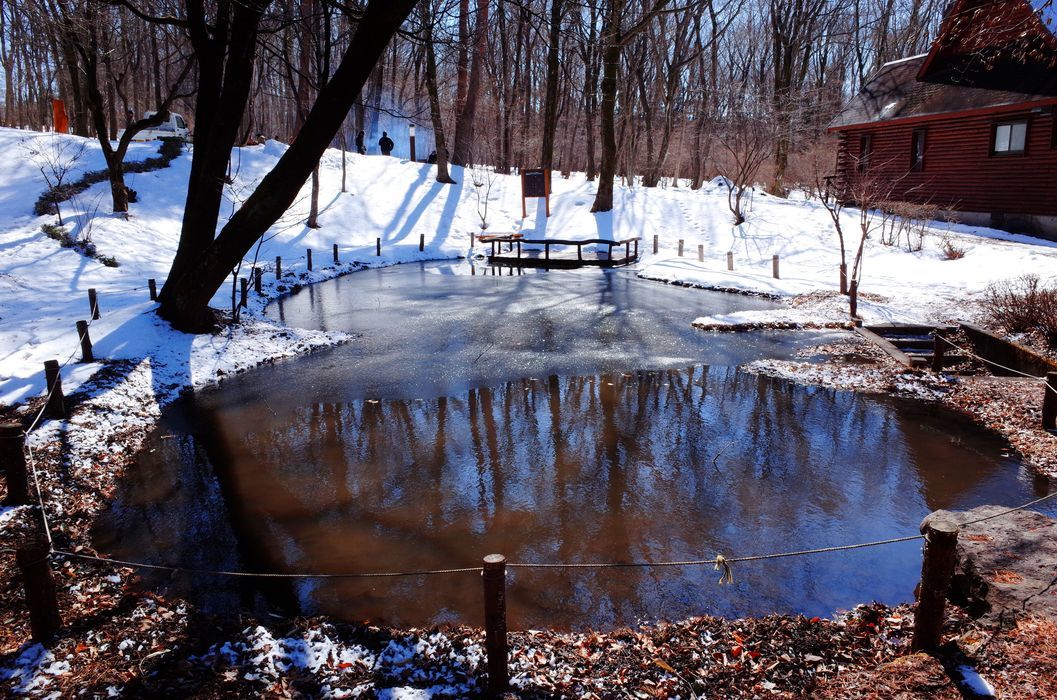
355;130;366;155
378;131;395;156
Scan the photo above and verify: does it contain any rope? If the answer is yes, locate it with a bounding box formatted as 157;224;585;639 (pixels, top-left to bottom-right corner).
53;550;482;579
509;534;926;570
15;311;100;546
961;490;1057;526
936;335;1057;396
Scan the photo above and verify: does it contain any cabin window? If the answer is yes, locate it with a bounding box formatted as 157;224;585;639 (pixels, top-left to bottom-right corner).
911;130;926;171
858;134;873;172
992;120;1027;155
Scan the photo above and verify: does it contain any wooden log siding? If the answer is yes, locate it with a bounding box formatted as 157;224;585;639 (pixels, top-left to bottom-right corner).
835;106;1057;218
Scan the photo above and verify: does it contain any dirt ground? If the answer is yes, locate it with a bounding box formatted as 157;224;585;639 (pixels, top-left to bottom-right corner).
2;329;1056;697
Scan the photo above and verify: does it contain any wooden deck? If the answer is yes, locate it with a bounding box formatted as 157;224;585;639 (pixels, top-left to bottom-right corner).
486;236;640;269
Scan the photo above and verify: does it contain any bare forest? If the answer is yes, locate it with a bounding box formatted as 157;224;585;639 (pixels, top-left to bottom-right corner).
2;0;947;195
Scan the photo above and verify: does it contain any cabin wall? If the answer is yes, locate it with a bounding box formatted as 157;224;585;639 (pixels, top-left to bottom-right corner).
836;107;1057;238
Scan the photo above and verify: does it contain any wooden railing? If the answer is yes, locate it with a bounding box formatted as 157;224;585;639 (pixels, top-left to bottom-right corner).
486;236;640;263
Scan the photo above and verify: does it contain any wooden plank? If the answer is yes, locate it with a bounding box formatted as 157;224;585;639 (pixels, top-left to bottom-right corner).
856;327;919;368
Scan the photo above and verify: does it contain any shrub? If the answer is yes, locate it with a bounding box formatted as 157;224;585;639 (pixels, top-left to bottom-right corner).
40;223;120;267
983;275;1057;348
41;223;74;247
939;234;967;260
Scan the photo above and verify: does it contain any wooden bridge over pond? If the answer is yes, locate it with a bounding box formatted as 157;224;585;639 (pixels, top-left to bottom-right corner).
484;235;640;269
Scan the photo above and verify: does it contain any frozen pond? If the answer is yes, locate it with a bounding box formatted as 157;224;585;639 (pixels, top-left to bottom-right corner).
95;262;1055;629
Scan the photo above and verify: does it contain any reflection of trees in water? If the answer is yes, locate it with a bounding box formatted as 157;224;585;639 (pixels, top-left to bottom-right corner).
102;367;1008;627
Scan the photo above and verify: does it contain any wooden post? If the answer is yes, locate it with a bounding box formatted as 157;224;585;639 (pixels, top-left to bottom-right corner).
76;320;93;363
698;244;704;262
16;541;62;642
0;423;31;506
471;232;476;248
333;244;339;264
1043;371;1057;430
653;234;658;254
840;263;848;295
276;256;282;279
849;280;859;318
545;242;550;260
239;278;248;308
148;279;157;301
634;239;639;259
772;255;780;279
912;515;960;652
43;360;64;419
419;233;425;252
482;554;509;693
307;249;313;271
254;268;263;295
726;251;734;271
932;332;947;373
625;241;630;261
678;239;684;257
577;243;583;261
376;238;381;257
87;288;100;320
517;240;522;258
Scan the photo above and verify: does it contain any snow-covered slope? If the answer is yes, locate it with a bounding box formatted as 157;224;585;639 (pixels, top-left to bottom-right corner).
2;126;1056;407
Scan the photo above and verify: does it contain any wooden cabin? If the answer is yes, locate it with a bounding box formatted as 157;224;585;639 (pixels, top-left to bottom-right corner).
830;0;1057;239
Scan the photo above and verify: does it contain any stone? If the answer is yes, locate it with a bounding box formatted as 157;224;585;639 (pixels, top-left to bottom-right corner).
923;506;1057;624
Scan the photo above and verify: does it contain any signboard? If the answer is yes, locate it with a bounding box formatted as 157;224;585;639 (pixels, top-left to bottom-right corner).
520;168;550;218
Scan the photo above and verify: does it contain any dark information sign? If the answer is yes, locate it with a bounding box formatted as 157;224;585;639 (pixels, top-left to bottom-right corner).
522;169;547;198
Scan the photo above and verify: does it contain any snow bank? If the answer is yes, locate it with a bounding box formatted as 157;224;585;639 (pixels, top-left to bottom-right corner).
2;124;1056;414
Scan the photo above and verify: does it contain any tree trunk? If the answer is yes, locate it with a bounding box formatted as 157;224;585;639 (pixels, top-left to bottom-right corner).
540;0;563;172
420;1;455;184
590;12;620;213
161;0;268;303
159;1;418;332
451;0;488;165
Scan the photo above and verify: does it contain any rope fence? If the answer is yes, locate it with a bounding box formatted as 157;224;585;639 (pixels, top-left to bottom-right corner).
3;259;1057;690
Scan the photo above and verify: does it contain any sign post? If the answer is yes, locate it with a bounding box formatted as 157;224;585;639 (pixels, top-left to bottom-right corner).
520;168;550;218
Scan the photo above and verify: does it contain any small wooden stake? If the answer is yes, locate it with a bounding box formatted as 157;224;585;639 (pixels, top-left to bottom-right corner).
482;554;509;693
148;279;157;301
239;277;248;308
87;288;100;320
275;256;282;280
653;234;658;254
698;244;704;262
932;332;947;373
76;320;93;363
678;239;684;257
419;233;425;252
16;541;62;642
471;232;476;248
912;515;959;651
333;244;339;264
0;423;31;506
726;251;734;271
307;249;313;271
254;268;263;295
772;254;780;279
376;238;381;256
1043;371;1057;430
43;360;64;419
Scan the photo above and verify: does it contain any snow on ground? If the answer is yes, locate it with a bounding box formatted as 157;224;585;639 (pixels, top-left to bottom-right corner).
3;127;1057;411
3;127;1057;695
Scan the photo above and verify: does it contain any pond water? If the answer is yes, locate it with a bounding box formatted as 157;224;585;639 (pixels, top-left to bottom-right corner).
95;262;1054;629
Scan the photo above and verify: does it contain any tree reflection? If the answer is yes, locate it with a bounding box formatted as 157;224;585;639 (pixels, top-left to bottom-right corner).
98;367;1035;629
